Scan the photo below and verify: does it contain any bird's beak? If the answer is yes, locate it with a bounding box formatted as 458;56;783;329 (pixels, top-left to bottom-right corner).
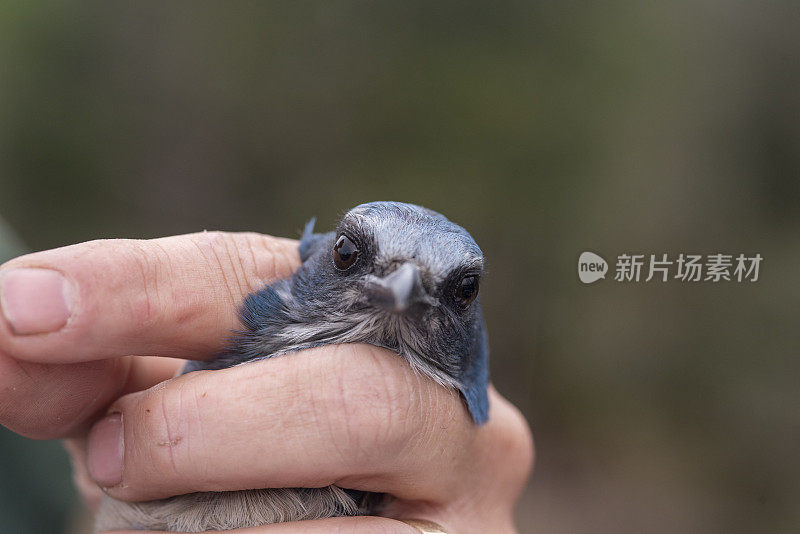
364;262;436;312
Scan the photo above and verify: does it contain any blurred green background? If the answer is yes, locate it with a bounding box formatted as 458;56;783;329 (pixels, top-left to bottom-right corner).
1;2;798;533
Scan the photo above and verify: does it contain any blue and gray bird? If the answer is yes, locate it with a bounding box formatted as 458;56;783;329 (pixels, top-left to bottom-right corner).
95;201;490;532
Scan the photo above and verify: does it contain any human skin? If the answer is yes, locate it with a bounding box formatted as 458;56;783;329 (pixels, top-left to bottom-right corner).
0;231;534;534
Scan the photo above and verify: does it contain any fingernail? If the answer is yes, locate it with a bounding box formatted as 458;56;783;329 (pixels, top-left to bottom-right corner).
0;268;73;335
87;413;124;488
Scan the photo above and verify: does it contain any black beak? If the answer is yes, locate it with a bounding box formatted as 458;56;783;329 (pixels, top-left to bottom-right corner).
364;262;436;312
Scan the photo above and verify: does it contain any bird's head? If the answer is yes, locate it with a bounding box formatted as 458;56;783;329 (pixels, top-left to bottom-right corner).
329;201;482;315
295;201;490;423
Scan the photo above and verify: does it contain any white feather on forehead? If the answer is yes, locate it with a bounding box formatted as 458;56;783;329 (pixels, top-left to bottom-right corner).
341;202;483;283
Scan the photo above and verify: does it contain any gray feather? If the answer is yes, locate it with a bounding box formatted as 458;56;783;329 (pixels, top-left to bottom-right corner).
96;487;362;532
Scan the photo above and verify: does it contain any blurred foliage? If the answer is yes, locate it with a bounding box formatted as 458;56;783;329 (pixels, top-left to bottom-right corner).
0;1;798;533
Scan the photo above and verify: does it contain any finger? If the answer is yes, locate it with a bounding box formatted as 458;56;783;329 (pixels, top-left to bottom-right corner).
0;232;299;364
0;354;182;439
64;437;106;512
105;516;419;534
89;344;479;502
471;388;534;508
387;387;535;532
55;358;184;510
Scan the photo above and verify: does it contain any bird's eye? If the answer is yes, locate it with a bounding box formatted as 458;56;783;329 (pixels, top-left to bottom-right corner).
333;234;359;270
454;275;479;308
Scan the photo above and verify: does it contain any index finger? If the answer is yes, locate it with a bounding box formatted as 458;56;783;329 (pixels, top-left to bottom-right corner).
0;232;299;364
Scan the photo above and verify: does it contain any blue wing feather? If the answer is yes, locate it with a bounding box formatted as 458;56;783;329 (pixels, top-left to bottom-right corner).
459;310;491;425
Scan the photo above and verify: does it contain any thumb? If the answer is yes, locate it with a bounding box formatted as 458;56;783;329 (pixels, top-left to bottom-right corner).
0;231;299;364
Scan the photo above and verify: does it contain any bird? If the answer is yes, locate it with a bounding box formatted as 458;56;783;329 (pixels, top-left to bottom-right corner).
94;201;490;532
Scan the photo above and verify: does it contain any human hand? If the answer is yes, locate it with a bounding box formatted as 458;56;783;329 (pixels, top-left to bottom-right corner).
0;232;533;533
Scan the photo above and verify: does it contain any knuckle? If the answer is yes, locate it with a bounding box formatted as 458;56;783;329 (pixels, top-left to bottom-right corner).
133;380;201;480
240;232;298;284
123;241;166;328
190;231;252;304
122;238;207;330
183;231;300;317
317;347;416;460
411;385;468;461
